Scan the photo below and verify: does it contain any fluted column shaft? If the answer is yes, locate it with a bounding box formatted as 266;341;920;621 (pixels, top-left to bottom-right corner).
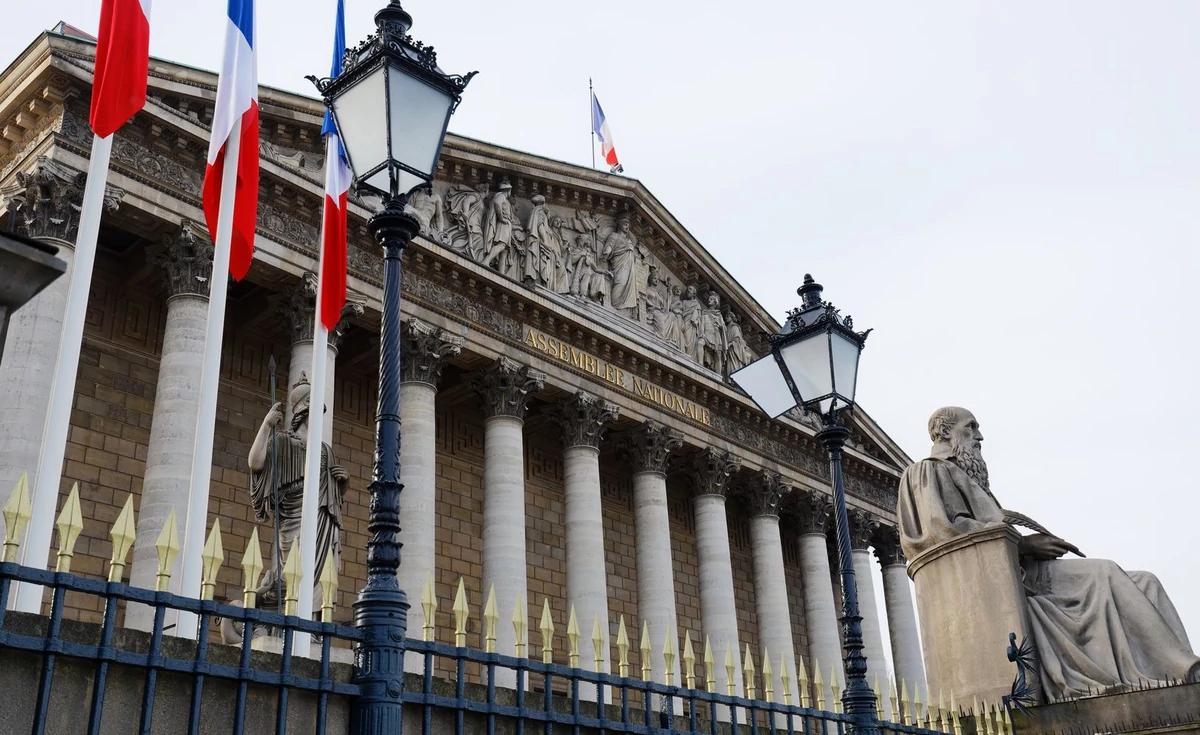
397;319;461;651
793;491;839;707
557;392;618;674
748;471;795;699
876;529;926;701
690;448;743;697
629;421;683;685
474;358;544;678
848;511;890;689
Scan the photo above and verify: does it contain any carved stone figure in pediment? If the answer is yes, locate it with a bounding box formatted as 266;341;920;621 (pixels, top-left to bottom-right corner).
524;195;568;292
643;267;672;341
699;291;727;373
606;214;641;311
444;182;489;262
483;180;517;276
404;187;448;247
679;285;703;361
546;216;571;294
724;311;751;373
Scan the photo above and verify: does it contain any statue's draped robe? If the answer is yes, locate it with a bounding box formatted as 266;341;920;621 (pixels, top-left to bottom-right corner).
251;431;344;608
898;449;1198;700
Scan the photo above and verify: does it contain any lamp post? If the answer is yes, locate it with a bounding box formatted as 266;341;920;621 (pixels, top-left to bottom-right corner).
730;274;877;733
311;3;474;732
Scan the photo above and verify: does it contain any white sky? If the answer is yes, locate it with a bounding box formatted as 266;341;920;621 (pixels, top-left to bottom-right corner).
4;0;1199;678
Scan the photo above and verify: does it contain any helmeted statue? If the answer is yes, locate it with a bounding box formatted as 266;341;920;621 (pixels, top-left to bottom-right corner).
247;373;348;610
898;407;1198;699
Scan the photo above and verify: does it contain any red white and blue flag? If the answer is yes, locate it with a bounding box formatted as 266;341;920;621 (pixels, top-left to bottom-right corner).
90;0;152;137
591;91;623;173
202;0;259;280
319;0;352;330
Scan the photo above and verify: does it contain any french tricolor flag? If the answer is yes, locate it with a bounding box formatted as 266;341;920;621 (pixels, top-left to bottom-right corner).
591;91;623;174
202;0;260;280
90;0;152;137
319;0;351;329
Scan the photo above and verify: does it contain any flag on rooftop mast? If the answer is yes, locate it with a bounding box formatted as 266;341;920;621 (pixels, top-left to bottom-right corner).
14;0;153;612
292;0;353;657
177;0;259;639
590;86;624;174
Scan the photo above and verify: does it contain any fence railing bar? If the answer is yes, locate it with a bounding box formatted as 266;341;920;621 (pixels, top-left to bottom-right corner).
31;583;66;735
514;661;526;735
570;668;581;735
454;644;466;735
185;610;212;735
137;599;167;735
486;658;497;735
232;619;256;735
542;668;553;735
275;626;296;735
316;630;333;735
85;587;121;735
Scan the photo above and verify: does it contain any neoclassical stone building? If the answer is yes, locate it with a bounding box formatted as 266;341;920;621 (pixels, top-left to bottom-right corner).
0;28;924;705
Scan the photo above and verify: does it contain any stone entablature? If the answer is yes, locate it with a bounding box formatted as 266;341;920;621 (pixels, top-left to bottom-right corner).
0;32;908;514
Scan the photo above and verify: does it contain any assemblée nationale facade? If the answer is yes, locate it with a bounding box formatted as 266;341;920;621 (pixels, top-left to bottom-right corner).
0;27;925;703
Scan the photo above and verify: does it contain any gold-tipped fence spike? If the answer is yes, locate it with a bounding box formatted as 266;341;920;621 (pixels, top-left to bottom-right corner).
889;676;899;722
761;647;774;703
2;472;32;563
682;631;696;690
453;578;469;647
107;494;136;582
703;635;716;693
938;689;948;732
54;483;83;573
798;656;810;707
201;518;226;602
484;585;499;653
280;549;301;616
240;527;264;608
874;673;884;720
830;664;842;714
779;653;792;705
512;593;526;657
662;628;676;686
973;697;982;733
591;613;604;672
539;597;555;664
319;547;338;622
915;685;925;727
813;661;825;710
639;621;652;681
616;616;630;677
901;679;912;725
743;644;756;700
724;645;736;696
421;576;437;642
951;692;962;735
154;507;179;592
1003;704;1013;735
566;605;580;668
983;701;994;735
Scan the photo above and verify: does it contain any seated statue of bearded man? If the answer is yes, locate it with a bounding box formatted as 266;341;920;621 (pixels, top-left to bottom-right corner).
897;406;1198;700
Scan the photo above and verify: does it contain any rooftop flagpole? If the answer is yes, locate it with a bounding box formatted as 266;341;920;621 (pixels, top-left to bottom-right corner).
589;77;596;170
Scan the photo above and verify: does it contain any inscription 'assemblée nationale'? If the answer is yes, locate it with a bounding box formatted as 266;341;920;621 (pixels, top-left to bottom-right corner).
523;327;712;426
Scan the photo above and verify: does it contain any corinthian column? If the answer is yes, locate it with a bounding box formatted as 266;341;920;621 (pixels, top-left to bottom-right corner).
688;447;743;697
875;526;926;703
555;391;618;673
398;319;462;640
792;489;839;707
626;420;683;685
747;470;795;699
276;273;363;444
472;357;544;674
126;223;213;628
0;159;88;518
848;509;891;688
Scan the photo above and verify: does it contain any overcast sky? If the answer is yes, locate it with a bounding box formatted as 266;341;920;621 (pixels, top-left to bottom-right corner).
4;1;1199;676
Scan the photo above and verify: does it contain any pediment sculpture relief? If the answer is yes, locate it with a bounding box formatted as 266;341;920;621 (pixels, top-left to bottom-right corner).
409;179;758;377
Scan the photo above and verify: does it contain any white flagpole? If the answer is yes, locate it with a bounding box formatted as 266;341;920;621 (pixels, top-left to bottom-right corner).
13;133;114;613
294;133;337;656
175;123;242;639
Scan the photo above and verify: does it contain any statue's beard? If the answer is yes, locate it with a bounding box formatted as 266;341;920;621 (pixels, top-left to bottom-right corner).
951;437;990;492
291;409;308;433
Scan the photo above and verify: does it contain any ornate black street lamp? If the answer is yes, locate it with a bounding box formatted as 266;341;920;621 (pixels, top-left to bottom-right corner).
731;274;877;733
310;3;474;731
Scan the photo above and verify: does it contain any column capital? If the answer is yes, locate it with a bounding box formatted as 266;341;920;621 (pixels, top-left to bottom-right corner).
872;525;906;567
848;509;880;551
150;220;214;297
625;420;683;475
688;447;741;497
401;318;463;386
747;469;792;517
788;489;833;535
555;391;619;449
472;356;545;419
276;271;363;347
0;156;124;244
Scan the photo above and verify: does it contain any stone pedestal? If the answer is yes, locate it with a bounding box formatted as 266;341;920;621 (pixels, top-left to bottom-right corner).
908;524;1030;706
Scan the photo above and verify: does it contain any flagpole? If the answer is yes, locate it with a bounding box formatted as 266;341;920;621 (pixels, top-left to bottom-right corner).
589;78;596;170
12;133;114;612
176;123;242;639
293;135;337;655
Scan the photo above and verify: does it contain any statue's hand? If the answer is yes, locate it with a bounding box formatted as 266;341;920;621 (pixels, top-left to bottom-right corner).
330;466;349;483
1020;533;1085;560
264;401;284;429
